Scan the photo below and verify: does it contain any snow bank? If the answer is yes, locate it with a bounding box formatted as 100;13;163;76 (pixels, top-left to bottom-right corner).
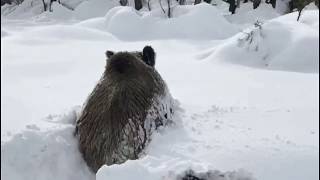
1;111;94;180
208;10;319;73
97;156;255;180
100;4;238;41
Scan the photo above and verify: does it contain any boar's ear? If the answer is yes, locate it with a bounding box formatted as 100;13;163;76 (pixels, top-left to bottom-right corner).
142;46;155;67
105;50;115;59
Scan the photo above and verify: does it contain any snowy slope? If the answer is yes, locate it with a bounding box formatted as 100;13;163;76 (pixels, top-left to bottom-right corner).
1;3;319;180
211;10;319;73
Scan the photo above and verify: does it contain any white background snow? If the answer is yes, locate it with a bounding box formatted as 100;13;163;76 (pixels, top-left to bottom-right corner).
1;1;319;180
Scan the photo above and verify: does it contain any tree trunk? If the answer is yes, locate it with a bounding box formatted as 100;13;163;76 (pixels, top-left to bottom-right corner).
147;0;151;10
41;0;47;11
228;0;236;13
253;0;261;9
297;9;303;21
134;0;143;10
167;0;171;18
159;0;166;15
49;0;53;12
271;0;276;8
288;0;294;12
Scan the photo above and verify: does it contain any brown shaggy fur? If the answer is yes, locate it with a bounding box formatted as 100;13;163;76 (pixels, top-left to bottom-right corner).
75;46;173;172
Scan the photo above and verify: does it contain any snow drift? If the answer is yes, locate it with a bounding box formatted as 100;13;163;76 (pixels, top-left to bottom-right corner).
207;10;319;73
1;109;94;180
77;4;239;41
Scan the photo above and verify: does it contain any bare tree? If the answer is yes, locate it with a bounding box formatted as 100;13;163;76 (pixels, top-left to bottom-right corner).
289;0;315;21
167;0;171;18
253;0;261;9
41;0;47;11
159;0;172;18
49;0;54;12
159;0;166;14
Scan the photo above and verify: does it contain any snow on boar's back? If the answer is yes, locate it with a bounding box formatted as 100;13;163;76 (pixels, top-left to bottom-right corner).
75;46;175;172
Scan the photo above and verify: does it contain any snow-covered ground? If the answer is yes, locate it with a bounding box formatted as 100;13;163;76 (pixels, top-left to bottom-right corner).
1;2;319;180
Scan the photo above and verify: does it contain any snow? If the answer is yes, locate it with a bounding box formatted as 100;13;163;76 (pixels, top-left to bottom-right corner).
1;2;319;180
209;10;319;73
225;2;280;28
97;156;256;180
72;0;119;20
101;4;239;41
1;114;94;180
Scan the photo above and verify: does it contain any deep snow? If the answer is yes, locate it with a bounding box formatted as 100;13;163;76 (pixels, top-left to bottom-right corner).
1;2;319;180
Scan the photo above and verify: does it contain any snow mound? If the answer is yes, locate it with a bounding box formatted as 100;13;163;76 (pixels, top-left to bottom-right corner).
96;156;255;180
75;17;108;31
101;4;238;41
208;10;319;73
73;0;119;20
1;123;94;180
35;2;74;21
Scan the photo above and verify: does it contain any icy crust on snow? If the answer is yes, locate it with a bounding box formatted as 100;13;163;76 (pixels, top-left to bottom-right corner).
207;10;319;73
102;4;238;41
97;156;255;180
1;111;95;180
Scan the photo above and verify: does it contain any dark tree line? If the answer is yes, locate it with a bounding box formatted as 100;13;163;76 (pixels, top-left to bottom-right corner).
225;0;318;17
1;0;22;6
1;0;319;21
